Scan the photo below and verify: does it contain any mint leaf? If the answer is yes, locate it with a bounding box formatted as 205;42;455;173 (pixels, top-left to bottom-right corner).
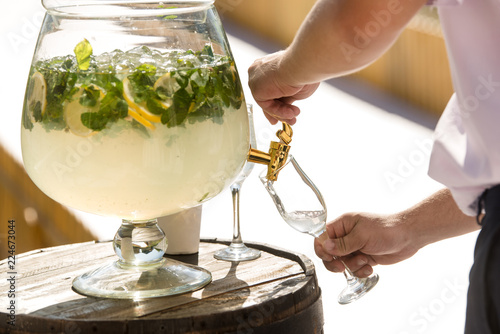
146;98;167;116
199;44;214;59
38;66;77;127
136;63;157;76
32;101;43;122
81;112;107;131
81;96;128;131
22;109;34;130
28;44;245;133
79;86;100;107
128;64;157;103
162;88;190;127
159;5;178;19
198;192;209;202
74;39;93;71
81;87;128;131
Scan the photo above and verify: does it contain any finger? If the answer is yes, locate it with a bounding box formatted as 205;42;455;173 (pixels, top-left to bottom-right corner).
264;111;278;125
264;110;296;125
314;238;334;262
254;100;279;124
322;230;365;258
352;264;374;278
322;258;346;273
278;96;297;105
340;254;369;272
257;99;300;124
273;101;300;121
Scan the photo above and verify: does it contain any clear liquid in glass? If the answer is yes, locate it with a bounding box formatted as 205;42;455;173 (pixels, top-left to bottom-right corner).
282;210;327;237
262;179;326;238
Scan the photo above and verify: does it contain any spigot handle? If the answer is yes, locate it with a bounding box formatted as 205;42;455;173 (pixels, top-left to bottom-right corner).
277;123;293;145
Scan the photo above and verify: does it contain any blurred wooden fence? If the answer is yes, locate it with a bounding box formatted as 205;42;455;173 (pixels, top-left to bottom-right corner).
215;0;453;116
0;144;94;259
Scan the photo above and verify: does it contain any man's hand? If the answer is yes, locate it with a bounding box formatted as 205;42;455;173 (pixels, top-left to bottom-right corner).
314;189;480;277
248;51;320;125
247;0;428;125
314;212;419;277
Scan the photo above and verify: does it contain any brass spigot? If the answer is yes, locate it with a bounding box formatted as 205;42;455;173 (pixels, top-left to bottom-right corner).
248;122;293;181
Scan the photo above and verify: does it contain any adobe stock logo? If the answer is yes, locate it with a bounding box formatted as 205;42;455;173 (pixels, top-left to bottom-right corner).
7;10;45;54
399;277;468;334
384;138;433;192
458;74;500;119
339;0;403;63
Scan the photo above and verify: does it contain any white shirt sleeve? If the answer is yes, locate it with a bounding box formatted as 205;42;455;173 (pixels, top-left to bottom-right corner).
427;0;500;215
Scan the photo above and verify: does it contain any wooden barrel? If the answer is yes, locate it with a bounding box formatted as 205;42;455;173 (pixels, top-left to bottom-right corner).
0;239;323;334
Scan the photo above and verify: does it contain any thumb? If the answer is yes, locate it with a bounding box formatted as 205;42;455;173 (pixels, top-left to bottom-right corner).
322;233;364;257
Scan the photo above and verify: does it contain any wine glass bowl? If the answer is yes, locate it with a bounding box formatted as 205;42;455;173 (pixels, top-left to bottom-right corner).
262;157;327;238
21;0;250;299
260;155;379;304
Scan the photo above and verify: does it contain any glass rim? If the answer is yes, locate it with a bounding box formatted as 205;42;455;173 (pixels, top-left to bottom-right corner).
258;154;327;212
42;0;214;17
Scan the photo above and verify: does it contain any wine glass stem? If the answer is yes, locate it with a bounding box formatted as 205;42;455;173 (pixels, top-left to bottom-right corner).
317;232;359;284
231;183;243;244
336;257;358;284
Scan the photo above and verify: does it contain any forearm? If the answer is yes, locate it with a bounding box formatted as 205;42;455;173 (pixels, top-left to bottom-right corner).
279;0;427;85
399;188;481;250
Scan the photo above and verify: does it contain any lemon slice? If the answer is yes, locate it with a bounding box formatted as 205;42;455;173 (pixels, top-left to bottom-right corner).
63;85;104;137
153;73;175;109
229;64;244;101
127;107;155;130
26;71;47;122
123;77;162;123
230;63;237;81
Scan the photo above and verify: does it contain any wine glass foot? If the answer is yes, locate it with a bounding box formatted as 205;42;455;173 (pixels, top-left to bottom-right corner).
214;243;261;262
337;273;379;305
72;258;212;299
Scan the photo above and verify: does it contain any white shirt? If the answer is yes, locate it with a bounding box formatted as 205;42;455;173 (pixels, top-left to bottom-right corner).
427;0;500;215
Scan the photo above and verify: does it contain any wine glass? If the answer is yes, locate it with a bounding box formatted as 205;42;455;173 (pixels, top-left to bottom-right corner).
21;0;250;299
259;155;379;304
214;104;261;261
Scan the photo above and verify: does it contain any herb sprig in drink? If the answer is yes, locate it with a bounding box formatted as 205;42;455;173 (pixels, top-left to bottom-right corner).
21;40;249;219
